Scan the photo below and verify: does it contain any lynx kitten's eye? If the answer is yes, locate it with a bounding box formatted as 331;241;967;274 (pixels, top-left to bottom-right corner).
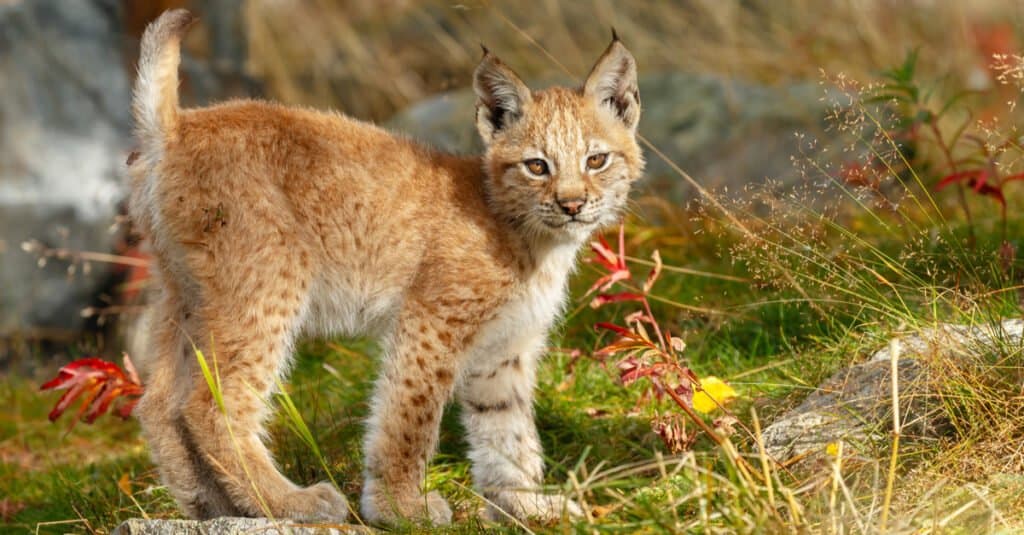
586;153;609;170
524;159;549;176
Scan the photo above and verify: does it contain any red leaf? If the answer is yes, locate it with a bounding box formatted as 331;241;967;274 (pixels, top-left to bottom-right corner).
586;268;631;295
595;340;647;357
618;356;659;386
643;250;663;293
40;356;144;426
935;170;982;191
590;292;646;309
624;310;654;325
86;383;122;423
589;234;622;272
617;356;640;385
617;358;670;386
48;382;90;423
934;169;1005;208
40;357;108;390
971;169;990;193
672;382;693;406
971;178;1006;207
588;224;628;271
117;397;140;419
595;322;633;336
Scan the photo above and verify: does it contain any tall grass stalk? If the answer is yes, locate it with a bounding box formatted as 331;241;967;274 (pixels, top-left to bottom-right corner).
192;343;275;521
880;339;902;531
273;377;364;524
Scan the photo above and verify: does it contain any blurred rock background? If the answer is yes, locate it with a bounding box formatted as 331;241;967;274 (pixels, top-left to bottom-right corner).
0;0;1015;373
0;0;253;370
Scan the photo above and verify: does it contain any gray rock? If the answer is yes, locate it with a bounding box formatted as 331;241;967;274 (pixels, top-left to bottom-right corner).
385;72;834;203
112;517;373;535
866;319;1023;364
761;319;1023;462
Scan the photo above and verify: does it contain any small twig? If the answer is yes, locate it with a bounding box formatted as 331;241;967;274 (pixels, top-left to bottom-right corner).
22;240;151;268
80;305;147;318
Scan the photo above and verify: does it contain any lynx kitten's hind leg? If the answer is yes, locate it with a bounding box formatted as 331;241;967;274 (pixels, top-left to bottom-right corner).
135;293;241;518
174;247;348;522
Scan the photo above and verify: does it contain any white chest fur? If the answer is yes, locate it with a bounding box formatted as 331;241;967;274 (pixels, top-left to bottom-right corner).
464;242;580;371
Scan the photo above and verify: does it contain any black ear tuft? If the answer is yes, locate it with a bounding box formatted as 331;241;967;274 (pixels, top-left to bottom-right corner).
473;52;532;143
584;38;640;131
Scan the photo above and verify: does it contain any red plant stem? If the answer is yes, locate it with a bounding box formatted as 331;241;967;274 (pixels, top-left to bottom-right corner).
635;255;766;478
642;296;668;354
928;120;975;243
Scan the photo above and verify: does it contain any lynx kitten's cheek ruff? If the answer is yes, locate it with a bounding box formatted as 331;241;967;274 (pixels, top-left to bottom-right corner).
129;9;643;526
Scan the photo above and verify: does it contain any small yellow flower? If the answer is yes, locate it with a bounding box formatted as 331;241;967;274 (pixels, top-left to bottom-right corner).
692;376;737;414
826;442;840;457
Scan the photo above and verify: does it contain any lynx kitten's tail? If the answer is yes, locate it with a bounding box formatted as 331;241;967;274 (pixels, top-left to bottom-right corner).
132;9;196;154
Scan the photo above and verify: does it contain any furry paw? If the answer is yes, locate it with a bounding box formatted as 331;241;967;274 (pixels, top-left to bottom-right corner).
423;490;454;525
485;491;583;524
361;480;453;526
274;481;350;522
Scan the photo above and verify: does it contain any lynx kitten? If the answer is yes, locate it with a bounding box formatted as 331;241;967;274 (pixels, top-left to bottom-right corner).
129;9;643;526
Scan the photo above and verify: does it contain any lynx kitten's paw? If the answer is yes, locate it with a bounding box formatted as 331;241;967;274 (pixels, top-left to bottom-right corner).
422;491;454;525
273;482;349;523
485;491;584;524
361;483;453;526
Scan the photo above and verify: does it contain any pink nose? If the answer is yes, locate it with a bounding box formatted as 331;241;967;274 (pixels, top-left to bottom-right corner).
558;198;586;216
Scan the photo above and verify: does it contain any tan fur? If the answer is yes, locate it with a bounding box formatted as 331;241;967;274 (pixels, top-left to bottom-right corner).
129;9;643;526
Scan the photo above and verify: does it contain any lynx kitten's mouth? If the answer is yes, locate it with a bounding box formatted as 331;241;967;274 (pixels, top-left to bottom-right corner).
544;217;597;229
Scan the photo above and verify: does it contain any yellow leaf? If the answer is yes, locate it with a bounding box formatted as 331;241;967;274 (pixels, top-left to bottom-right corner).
117;473;133;496
692;376;737;414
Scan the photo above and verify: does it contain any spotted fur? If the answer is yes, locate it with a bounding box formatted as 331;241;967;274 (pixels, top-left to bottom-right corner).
129;9;644;526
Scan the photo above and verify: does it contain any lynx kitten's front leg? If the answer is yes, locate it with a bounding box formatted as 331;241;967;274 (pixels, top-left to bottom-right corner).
360;299;485;525
459;335;583;522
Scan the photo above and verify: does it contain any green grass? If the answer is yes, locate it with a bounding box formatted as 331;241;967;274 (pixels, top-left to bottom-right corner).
1;241;821;533
4;210;1022;532
0;377;175;532
6;186;1023;533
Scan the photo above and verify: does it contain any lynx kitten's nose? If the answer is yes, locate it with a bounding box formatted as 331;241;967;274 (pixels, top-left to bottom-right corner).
558;197;586;216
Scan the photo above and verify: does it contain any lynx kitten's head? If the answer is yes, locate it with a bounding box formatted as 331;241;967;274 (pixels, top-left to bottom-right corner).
474;36;645;243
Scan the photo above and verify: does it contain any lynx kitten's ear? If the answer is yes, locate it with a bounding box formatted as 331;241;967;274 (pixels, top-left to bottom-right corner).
474;47;532;143
584;33;641;132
